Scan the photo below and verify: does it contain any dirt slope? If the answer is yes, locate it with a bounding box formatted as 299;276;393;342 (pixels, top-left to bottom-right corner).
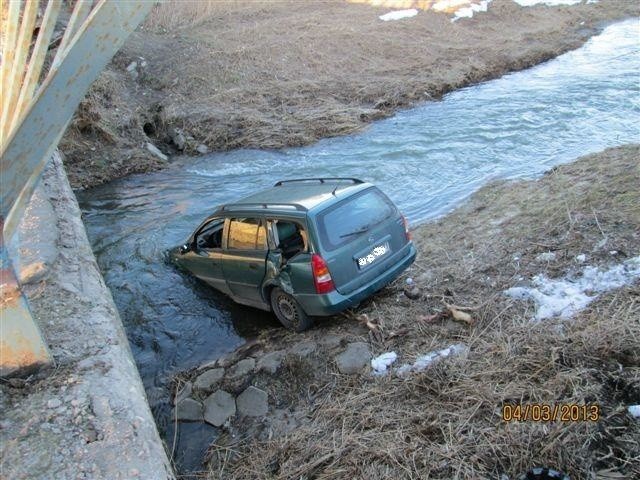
59;0;638;189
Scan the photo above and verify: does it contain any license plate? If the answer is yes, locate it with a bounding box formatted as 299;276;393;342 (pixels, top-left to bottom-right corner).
357;242;390;269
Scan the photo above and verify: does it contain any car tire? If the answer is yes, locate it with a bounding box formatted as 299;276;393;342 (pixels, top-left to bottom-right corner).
270;287;313;332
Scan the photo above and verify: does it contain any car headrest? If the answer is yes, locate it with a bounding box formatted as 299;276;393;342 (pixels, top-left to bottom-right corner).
276;222;297;242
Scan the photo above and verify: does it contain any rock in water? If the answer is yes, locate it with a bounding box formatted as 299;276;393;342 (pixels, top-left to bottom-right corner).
173;398;203;422
194;368;224;392
204;390;236;427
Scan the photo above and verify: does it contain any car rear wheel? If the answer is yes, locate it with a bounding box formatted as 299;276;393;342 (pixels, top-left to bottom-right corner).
270;287;313;332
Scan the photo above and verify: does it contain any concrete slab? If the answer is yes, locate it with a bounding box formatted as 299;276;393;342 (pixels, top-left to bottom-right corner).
0;153;173;479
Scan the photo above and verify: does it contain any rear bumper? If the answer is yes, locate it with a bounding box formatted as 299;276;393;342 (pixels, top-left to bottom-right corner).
296;242;417;316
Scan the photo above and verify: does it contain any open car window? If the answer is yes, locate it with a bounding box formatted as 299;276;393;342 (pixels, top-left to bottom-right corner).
270;220;307;259
195;219;224;249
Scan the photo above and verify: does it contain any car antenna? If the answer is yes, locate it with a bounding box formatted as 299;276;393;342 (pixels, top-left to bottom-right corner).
331;185;338;196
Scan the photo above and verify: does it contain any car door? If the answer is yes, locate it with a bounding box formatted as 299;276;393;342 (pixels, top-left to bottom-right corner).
185;218;229;294
221;217;268;306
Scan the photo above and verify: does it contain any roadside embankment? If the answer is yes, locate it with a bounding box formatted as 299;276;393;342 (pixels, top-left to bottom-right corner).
171;145;639;479
0;153;173;479
60;0;639;189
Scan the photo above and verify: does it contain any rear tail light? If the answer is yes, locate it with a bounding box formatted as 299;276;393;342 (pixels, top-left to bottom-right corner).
401;214;412;241
311;254;335;294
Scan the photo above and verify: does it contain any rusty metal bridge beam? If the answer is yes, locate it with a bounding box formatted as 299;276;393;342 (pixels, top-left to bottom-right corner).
1;0;156;377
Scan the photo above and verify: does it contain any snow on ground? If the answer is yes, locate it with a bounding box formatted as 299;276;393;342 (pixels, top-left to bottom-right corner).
628;405;640;418
379;9;418;21
505;256;640;320
513;0;582;6
450;0;492;22
371;352;398;375
396;344;467;376
371;345;466;377
378;0;587;24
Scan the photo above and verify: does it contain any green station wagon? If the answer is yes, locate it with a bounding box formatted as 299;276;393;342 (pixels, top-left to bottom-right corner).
171;178;416;331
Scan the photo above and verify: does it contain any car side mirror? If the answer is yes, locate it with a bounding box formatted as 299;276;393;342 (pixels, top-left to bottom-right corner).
180;243;191;254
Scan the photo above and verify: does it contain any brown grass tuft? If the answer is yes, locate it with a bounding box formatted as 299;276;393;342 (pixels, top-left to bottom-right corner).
144;1;230;32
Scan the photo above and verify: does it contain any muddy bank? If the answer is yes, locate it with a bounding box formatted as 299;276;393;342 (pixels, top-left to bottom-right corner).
170;145;639;478
60;0;638;189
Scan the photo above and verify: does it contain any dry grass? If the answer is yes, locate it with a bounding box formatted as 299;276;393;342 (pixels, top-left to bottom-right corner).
144;1;231;32
198;145;640;479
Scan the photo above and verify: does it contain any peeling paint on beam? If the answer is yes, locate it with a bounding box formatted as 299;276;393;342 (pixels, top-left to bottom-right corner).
0;231;51;377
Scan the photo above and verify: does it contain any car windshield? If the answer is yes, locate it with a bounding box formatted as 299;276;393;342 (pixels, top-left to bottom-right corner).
317;188;395;251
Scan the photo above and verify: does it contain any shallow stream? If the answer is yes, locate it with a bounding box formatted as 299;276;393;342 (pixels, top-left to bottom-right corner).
77;19;639;472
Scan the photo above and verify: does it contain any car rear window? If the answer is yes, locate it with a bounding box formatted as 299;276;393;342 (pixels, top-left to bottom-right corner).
317;188;396;251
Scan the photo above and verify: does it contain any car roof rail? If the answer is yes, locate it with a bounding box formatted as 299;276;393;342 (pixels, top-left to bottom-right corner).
218;202;308;212
273;177;364;187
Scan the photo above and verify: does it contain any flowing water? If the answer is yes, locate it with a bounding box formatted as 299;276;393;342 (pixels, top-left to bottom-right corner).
77;19;639;471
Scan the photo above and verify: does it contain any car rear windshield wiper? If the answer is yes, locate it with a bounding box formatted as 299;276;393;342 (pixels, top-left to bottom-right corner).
339;225;370;238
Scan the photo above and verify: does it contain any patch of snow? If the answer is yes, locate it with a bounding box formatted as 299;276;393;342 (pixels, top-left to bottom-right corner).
610;250;618;256
628;405;640;418
513;0;582;6
379;9;418;22
405;277;414;285
535;251;557;262
505;256;640;320
451;0;492;22
575;254;586;263
396;344;467;376
371;352;398;375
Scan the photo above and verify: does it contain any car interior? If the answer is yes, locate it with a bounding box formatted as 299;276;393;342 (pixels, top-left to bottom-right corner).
196;220;224;249
273;220;306;260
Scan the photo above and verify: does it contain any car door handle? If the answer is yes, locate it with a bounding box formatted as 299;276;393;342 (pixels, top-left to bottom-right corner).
248;263;258;270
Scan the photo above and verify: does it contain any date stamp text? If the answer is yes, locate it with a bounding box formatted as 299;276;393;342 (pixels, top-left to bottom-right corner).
502;403;600;422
